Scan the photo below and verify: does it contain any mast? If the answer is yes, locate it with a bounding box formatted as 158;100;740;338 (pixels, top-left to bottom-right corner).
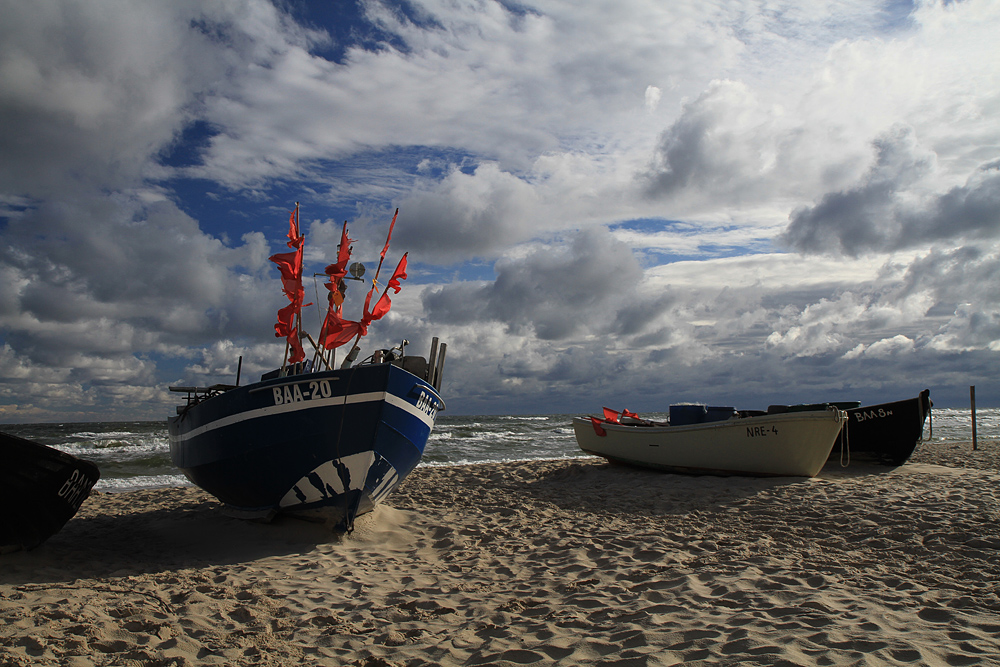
280;202;301;374
344;208;398;358
270;202;306;375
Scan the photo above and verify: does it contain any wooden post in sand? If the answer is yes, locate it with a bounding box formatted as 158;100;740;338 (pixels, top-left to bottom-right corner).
970;385;978;451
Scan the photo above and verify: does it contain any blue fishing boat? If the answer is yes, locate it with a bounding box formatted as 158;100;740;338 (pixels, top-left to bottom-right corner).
168;206;445;530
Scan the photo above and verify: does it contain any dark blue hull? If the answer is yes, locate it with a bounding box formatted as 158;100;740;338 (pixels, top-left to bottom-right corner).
168;362;443;527
834;390;932;466
1;431;100;552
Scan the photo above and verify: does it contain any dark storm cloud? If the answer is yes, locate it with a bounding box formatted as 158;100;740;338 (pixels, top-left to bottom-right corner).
783;126;1000;256
423;227;645;340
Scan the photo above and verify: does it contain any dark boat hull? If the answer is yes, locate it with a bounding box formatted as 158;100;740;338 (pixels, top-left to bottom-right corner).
831;390;932;466
0;431;101;552
168;362;443;528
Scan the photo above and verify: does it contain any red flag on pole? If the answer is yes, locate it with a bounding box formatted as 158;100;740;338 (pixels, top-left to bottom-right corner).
321;210;406;353
286;209;303;248
318;222;355;347
323;318;364;350
380;208;398;260
367;253;407;322
269;205;307;364
323;221;354;284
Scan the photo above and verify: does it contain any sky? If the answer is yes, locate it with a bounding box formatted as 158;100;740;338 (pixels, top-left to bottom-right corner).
1;0;999;423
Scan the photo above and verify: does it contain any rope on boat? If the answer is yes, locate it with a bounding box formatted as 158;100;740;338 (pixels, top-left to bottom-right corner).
839;415;851;468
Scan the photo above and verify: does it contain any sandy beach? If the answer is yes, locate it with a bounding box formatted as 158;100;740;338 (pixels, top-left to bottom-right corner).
2;440;999;666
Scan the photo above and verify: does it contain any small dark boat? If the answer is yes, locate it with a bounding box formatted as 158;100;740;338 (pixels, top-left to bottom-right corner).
0;430;100;552
169;205;446;531
834;390;932;466
764;391;931;467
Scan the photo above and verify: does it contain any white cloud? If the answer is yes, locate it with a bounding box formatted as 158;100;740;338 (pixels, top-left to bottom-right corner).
644;85;662;113
843;334;916;360
2;0;1000;420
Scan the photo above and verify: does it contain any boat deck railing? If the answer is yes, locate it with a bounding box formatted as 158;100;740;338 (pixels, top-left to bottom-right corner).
169;384;236;411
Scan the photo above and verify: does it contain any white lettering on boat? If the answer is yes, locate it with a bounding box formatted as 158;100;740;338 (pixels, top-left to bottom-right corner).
747;425;779;438
415;390;438;419
309;380;333;399
57;469;92;510
853;408;892;422
272;380;334;405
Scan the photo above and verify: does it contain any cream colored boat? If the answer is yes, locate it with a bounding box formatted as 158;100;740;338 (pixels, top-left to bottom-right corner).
573;407;847;477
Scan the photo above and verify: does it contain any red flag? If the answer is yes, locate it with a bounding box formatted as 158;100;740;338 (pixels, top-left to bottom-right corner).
270;250;303;297
320;304;366;350
318;222;354;347
318;212;406;352
368;292;391;325
380;209;398;260
367;253;407;322
385;252;407;294
321;274;379;352
590;416;608;437
323;221;354;284
361;283;375;322
602;407;620;423
323;321;363;350
285;208;303;249
274;300;298;338
270;205;307;363
286;327;305;364
622;408;639;420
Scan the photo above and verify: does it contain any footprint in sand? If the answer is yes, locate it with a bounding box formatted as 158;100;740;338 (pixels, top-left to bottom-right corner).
916;606;954;623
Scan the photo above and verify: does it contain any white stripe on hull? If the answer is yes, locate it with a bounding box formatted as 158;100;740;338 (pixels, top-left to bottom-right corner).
171;388;434;443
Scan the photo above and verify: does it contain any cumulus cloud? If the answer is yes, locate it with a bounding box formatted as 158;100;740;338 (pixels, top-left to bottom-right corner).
393;163;543;262
928;303;1000;353
2;0;1000;420
843;334;915;360
644;85;662;113
0;1;223;197
0;194;286;418
783;128;1000;256
641;80;789;204
423;227;644;339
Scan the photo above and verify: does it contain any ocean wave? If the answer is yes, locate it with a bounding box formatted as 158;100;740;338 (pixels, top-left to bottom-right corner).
96;474;191;492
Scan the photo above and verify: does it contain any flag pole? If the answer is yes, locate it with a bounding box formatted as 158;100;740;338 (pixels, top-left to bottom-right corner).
343;209;398;364
280;202;300;375
316;220;352;369
293;202;301;368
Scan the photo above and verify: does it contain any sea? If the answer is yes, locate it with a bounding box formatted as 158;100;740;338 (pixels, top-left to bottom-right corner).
2;408;996;493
